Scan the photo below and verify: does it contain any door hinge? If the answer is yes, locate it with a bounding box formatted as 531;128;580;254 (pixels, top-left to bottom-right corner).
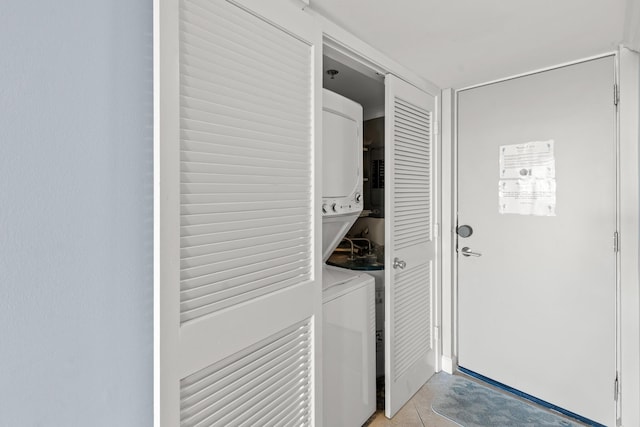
614;84;619;107
614;372;620;401
614;231;619;252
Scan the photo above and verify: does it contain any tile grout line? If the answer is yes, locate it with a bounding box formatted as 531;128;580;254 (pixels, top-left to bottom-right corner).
412;399;427;427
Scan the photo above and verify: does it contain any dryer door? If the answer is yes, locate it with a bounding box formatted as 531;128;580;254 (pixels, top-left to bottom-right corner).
322;89;363;201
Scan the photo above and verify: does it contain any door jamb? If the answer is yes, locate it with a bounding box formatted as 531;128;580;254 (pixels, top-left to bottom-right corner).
618;46;640;427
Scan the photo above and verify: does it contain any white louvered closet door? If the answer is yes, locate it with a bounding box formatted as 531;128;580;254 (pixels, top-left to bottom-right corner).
156;1;321;426
384;75;437;418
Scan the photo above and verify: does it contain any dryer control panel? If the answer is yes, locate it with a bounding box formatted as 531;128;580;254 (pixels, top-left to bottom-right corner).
322;193;362;216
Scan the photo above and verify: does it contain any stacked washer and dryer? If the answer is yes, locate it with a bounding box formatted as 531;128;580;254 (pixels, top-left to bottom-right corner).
321;89;376;427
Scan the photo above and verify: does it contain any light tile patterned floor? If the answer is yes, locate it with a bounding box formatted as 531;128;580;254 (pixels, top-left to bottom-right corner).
364;378;458;427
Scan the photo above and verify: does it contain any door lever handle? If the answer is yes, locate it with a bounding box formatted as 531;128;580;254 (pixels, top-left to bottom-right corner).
393;257;406;269
461;247;482;257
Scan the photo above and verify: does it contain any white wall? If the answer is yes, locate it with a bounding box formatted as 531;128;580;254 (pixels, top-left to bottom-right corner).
0;1;153;425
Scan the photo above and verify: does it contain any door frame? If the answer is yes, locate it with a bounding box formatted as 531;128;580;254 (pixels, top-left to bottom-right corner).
313;6;444;377
441;48;640;426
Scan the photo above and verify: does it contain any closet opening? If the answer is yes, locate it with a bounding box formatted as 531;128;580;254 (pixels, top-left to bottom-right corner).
321;46;387;415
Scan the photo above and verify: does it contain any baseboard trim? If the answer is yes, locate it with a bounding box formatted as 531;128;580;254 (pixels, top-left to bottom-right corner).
441;356;456;374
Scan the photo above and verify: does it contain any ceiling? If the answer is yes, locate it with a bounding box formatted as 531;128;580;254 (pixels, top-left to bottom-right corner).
323;55;385;116
310;0;635;89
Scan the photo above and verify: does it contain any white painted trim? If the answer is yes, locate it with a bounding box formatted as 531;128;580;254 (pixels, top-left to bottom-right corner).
618;46;640;427
440;88;455;372
451;89;459;360
153;0;160;424
229;0;313;40
311;21;324;427
154;0;181;424
441;355;457;375
434;90;442;374
457;51;618;93
614;51;622;426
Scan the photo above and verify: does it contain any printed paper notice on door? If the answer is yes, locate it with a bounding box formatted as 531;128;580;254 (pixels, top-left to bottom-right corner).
499;140;556;216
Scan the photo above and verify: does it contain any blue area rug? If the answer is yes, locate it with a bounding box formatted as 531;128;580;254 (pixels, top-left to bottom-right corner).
431;373;581;427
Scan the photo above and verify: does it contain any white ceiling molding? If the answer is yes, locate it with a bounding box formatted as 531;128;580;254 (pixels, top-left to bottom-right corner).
623;0;640;52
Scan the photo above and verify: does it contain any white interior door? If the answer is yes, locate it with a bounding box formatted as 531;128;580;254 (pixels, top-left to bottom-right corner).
457;56;617;426
155;1;322;425
384;74;437;418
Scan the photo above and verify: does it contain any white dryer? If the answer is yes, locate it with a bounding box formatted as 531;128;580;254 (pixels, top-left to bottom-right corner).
321;89;376;427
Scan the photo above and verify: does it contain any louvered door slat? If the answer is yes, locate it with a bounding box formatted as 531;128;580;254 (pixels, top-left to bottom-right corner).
180;218;308;242
393;264;431;379
180;321;312;427
181;105;308;141
180;118;307;148
182;64;307;112
181;29;309;92
395;212;429;222
396;161;431;171
181;74;306;119
181;151;308;171
184;351;306;425
395;144;430;158
181;253;309;290
181;338;302;412
392;95;432;250
184;0;309;65
182;243;307;278
181;46;307;105
181;271;309;320
180;231;306;259
180;223;307;251
385;75;436;418
181;118;306;148
182;157;308;173
395;102;430;121
181;191;309;204
159;1;318;425
179;0;313;325
181;91;309;132
181;244;308;279
180;206;307;226
181;85;307;129
180;184;310;197
180;200;308;216
396;123;430;139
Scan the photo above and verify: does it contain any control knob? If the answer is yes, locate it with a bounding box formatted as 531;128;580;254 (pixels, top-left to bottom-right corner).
355;193;362;203
322;204;328;214
332;203;338;212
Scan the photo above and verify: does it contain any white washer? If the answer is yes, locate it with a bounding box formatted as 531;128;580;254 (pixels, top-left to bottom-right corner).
321;89;376;426
323;267;375;427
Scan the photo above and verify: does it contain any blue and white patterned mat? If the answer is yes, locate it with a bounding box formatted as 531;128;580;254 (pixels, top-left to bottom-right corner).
431;373;581;427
